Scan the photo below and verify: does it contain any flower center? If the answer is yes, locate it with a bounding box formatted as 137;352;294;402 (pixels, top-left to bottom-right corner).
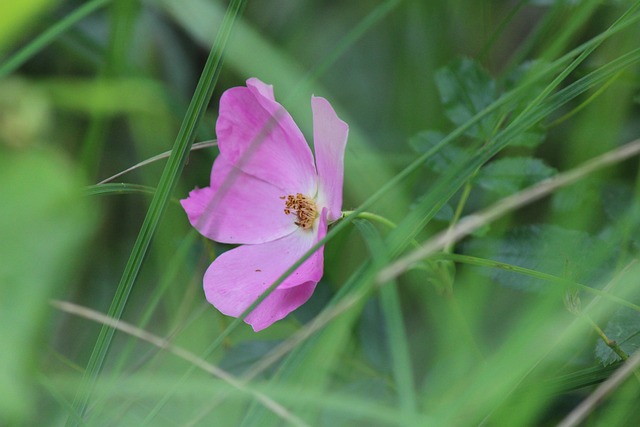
282;193;318;230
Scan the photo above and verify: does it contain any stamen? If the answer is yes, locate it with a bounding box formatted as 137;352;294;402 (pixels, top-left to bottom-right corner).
283;193;318;230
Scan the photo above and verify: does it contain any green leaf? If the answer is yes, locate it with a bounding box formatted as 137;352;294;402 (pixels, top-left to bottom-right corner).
595;307;640;366
409;130;467;173
435;58;499;139
71;0;248;421
602;182;640;241
464;225;610;292
551;178;602;215
0;147;97;425
434;59;548;148
476;157;557;197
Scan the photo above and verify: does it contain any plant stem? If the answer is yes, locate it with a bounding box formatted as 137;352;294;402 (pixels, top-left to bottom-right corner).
581;315;629;361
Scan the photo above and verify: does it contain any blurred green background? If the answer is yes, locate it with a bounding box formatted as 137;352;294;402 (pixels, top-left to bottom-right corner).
2;0;640;426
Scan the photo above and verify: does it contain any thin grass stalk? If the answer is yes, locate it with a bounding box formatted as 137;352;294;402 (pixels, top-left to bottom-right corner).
0;0;111;78
66;0;247;423
204;2;640;364
355;220;418;417
53;300;311;427
379;139;640;283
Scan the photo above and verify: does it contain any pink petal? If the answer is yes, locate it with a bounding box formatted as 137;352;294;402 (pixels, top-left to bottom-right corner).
203;210;328;331
245;282;317;331
216;79;317;196
180;155;297;244
180;186;214;232
246;77;275;101
311;96;349;222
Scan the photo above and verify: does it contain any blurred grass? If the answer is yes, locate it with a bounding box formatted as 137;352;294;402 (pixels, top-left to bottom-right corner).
0;0;57;51
2;0;640;426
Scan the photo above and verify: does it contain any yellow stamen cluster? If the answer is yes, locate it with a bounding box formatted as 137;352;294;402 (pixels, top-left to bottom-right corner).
282;193;317;230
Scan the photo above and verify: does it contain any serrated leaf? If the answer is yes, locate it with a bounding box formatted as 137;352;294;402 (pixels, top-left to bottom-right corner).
601;182;635;222
463;225;611;292
476;157;556;197
595;307;640;366
599;183;640;245
409;130;467;173
435;58;499;139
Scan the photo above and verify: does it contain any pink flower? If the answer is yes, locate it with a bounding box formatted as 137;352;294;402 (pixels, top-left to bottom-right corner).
181;78;348;331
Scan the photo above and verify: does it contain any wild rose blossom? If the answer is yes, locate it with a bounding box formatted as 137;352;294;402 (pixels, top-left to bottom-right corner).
181;78;348;331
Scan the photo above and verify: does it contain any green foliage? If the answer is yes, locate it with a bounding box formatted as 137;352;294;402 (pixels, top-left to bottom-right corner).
433;58;548;148
435;58;499;139
0;0;55;50
596;308;640;365
476;157;556;196
4;1;640;426
0;147;97;425
465;224;609;291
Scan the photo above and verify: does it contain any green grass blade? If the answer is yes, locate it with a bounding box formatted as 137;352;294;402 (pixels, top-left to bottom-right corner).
354;219;418;418
290;0;401;97
80;0;139;176
84;183;157;198
386;9;640;260
66;0;247;423
157;0;411;218
0;0;110;78
205;3;640;368
235;8;640;425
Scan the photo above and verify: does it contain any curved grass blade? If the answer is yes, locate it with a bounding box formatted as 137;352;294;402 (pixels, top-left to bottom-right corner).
67;0;247;423
207;1;640;362
84;183;157;197
143;4;640;423
379;139;640;283
97;140;217;184
157;0;410;219
237;8;640;424
384;9;640;260
53;300;311;427
80;0;139;176
432;253;640;313
354;219;417;418
290;0;401;98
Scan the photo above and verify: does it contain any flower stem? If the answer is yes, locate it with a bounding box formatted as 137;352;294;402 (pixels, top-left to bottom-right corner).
341;210;454;294
432;253;640;312
341;210;398;231
582;315;629;361
444;176;475;254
